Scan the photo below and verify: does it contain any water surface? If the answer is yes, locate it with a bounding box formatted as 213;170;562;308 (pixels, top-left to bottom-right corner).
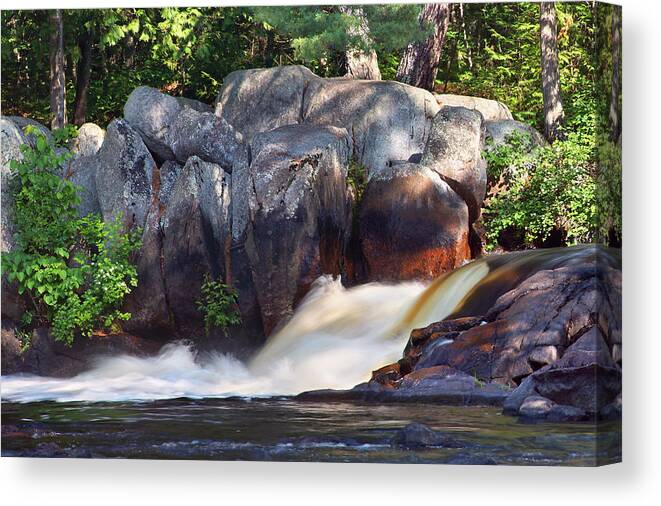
2;398;621;465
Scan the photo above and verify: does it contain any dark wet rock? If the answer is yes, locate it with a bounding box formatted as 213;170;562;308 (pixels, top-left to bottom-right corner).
358;163;470;282
215;65;319;142
418;259;621;386
391;423;462;449
420;106;487;221
236;124;352;335
95;119;155;230
502;374;538;415
599;393;622;421
434;94;512;121
125;156;232;339
1;326;161;377
546;404;587;422
518;395;556;419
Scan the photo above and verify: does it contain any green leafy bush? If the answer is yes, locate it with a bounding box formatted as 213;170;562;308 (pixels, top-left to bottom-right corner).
594;138;622;243
483;131;597;250
196;275;241;335
1;127;141;346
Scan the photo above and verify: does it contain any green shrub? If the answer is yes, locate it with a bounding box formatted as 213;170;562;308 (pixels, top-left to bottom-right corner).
196;275;241;335
2;127;141;346
482;131;597;250
594;138;622;243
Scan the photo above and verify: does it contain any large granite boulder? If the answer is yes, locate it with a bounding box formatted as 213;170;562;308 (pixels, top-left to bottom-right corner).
65;155;101;217
95;119;155;230
235;124;352;335
0;117;24;253
344;246;621;421
214;65;319;142
417;259;621;385
358;163;470;282
125;156;232;339
484;119;546;150
161;156;232;335
302;78;439;176
72;122;105;158
434;94;512;121
167;108;245;172
124;86;181;160
421;106;487;221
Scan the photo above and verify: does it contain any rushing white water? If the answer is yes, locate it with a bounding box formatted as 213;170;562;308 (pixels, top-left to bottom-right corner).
2;260;493;403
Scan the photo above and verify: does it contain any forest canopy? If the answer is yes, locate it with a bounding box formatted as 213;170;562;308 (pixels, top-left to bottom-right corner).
1;2;622;245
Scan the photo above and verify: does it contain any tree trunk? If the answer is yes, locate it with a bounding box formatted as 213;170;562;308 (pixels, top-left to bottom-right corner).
73;29;93;126
609;6;622;142
540;2;564;142
396;3;450;91
339;6;381;80
49;9;67;129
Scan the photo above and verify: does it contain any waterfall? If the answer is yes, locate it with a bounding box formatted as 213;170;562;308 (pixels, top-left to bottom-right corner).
1;245;610;403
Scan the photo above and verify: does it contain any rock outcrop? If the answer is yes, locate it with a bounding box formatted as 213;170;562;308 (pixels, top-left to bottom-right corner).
72;123;105;158
358;163;470;282
434;93;512;121
421;106;487;221
215;65;319;142
95;119;155;230
302;78;439;176
484;119;546;150
235;124;352;334
304;246;621;422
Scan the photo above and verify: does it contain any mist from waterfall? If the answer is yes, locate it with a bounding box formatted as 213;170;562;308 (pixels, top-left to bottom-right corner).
1;246;605;403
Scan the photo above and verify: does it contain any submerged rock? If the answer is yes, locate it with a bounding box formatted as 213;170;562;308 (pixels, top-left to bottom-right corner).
391;423;461;449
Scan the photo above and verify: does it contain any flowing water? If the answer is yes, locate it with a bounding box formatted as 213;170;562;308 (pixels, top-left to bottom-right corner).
1;246;621;463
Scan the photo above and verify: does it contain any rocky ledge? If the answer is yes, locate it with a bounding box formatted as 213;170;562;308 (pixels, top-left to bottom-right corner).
298;246;622;423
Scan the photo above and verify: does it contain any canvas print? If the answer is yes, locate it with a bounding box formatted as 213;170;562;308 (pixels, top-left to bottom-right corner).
1;2;621;465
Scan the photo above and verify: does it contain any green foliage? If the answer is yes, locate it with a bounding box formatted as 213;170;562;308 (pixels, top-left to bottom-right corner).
347;161;368;202
196;275;241;335
1;129;141;346
254;4;423;73
594;138;622;243
483;132;596;250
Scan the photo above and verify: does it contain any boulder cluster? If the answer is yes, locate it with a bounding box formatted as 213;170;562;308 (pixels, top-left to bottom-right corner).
2;65;525;351
342;246;622;422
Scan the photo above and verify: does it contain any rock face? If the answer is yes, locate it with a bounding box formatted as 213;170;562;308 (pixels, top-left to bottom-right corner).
167;108;244;172
215;65;319;142
0;117;24;253
125;156;232;340
484;119;546;150
434;94;512;121
1;325;160;377
95;119;155;230
341;246;621;421
124;86;181;160
72;123;105;158
421;106;487;221
236;124;352;334
358;163;470;282
302;78;439;176
65;155;101;216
